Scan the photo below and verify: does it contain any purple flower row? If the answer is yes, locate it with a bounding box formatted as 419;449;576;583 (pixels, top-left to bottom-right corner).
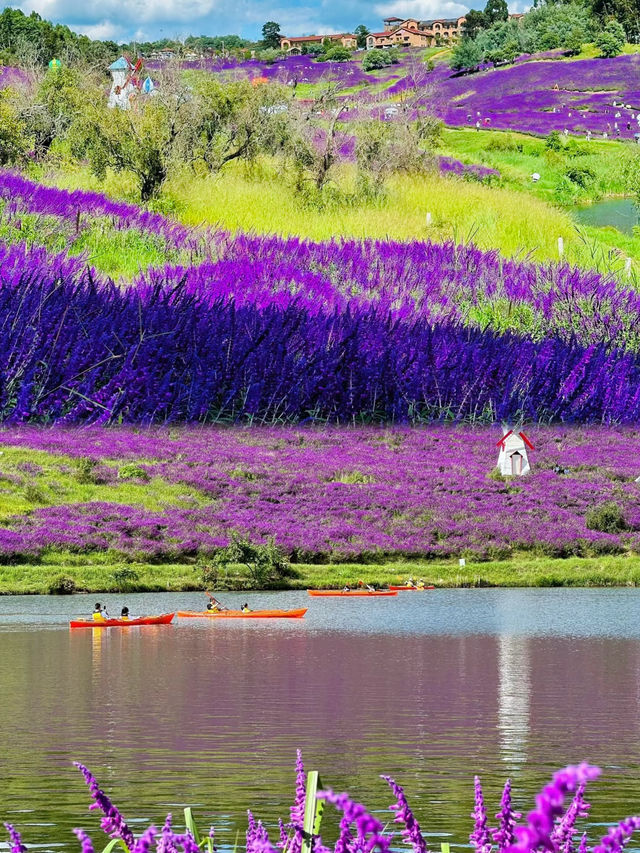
4;757;640;853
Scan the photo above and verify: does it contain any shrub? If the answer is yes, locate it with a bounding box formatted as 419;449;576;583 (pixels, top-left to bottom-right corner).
595;20;625;57
48;574;77;595
24;483;46;503
118;463;150;481
111;567;140;590
545;131;564;151
565;165;595;188
585;501;628;533
203;533;297;589
74;457;100;485
362;50;392;71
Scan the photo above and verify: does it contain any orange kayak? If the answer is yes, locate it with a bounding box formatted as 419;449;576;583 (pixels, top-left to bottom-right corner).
177;608;307;619
70;613;175;628
389;585;435;591
307;590;397;597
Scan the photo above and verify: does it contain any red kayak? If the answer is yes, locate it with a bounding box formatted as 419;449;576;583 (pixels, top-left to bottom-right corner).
177;608;307;619
70;613;175;628
389;585;435;591
307;590;397;597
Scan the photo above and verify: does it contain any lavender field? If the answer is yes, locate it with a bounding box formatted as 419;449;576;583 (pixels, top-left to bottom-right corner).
0;424;639;564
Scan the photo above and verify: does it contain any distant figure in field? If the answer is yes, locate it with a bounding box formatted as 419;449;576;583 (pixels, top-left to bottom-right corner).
475;120;481;131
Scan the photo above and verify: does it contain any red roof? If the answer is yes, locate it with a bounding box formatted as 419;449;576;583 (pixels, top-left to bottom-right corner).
283;33;354;42
384;15;403;20
496;430;534;450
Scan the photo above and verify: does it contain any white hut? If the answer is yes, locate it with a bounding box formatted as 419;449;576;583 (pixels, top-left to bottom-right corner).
496;427;534;476
108;57;138;109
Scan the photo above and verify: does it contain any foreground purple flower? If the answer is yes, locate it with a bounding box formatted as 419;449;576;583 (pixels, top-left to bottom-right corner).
5;758;640;853
74;761;136;849
382;775;429;853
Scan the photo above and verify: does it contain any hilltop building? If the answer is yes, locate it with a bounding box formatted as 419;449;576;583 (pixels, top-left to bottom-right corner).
279;33;357;53
280;13;524;53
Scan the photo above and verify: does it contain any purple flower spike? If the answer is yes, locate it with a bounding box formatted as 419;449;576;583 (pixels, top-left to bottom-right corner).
382;775;429;853
132;826;157;853
4;823;27;853
493;780;520;851
552;783;590;853
74;762;135;850
73;829;95;853
287;750;307;853
318;788;392;853
592;816;640;853
507;764;601;853
470;776;493;853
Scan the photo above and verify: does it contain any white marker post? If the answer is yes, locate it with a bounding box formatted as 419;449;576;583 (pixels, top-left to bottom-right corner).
558;236;564;257
625;257;632;277
426;212;432;226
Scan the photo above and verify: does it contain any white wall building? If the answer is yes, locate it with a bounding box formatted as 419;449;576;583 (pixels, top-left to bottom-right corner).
496;427;534;476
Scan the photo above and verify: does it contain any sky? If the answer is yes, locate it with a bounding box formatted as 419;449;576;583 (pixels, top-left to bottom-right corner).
9;0;525;44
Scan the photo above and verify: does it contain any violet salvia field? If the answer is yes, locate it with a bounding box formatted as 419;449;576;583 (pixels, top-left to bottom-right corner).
203;51;640;139
1;425;640;561
4;755;640;853
3;169;640;427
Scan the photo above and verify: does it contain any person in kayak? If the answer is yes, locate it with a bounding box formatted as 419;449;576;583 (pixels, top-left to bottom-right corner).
92;603;108;622
120;607;130;621
206;596;228;612
241;602;252;612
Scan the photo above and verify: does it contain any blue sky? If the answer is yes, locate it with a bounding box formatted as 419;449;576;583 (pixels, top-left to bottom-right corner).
10;0;524;43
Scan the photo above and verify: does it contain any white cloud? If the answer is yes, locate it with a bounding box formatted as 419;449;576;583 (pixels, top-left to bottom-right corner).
16;0;225;26
72;19;121;39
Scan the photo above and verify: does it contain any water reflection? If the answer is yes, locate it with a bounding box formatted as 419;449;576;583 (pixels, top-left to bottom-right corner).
498;636;530;766
0;591;638;853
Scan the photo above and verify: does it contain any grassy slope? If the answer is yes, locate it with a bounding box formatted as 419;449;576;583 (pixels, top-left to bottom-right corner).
50;159;631;273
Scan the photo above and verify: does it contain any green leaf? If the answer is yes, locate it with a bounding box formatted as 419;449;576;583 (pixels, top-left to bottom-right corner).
302;771;324;853
100;839;129;853
184;807;202;845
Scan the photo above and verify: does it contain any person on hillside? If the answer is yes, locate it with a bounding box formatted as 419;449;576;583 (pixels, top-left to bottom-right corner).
120;607;130;621
92;603;108;622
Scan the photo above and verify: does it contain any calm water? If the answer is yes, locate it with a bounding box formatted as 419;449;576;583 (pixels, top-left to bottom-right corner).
1;589;640;852
574;197;639;234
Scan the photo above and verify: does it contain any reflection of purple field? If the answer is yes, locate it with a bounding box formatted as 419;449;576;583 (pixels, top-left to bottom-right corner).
2;425;640;560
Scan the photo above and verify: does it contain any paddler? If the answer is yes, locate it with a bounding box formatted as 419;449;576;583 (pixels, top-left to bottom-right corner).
241;602;252;613
120;606;130;621
92;603;108;622
206;596;228;612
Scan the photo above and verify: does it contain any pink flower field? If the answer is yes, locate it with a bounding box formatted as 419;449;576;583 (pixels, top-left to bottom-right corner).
1;425;640;563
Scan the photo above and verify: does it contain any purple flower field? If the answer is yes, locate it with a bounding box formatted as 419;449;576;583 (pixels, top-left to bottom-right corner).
191;51;640;138
1;424;640;561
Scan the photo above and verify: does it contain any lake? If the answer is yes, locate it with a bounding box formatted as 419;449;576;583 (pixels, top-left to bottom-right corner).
574;198;639;234
1;589;639;853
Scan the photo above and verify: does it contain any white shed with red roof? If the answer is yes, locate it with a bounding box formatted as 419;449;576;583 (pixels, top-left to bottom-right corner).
496;427;534;476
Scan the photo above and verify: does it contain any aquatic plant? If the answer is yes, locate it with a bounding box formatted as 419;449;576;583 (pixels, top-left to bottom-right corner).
3;758;640;853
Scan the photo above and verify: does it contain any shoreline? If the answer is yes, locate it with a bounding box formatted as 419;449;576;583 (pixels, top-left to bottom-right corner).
2;553;640;594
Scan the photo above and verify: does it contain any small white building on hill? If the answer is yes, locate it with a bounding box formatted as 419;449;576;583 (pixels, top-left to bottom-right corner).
496;427;534;476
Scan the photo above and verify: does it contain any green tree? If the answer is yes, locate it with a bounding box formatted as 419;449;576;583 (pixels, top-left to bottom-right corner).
450;37;484;69
22;65;88;158
484;0;509;24
71;71;199;201
0;89;28;165
463;9;487;38
564;26;584;54
323;45;352;61
354;24;370;47
202;533;294;590
261;21;281;49
595;18;626;55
